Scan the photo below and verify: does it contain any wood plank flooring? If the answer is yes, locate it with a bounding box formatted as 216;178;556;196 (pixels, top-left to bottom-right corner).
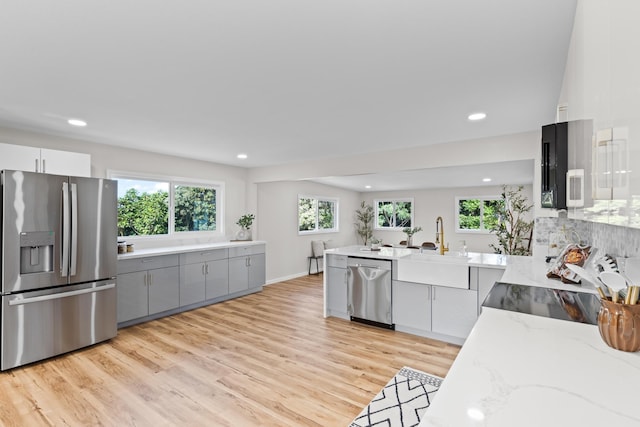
0;274;460;426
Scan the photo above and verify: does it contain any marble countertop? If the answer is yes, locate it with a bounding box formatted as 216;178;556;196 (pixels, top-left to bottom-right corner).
420;307;640;426
419;255;637;426
117;240;266;260
325;246;509;269
501;254;599;294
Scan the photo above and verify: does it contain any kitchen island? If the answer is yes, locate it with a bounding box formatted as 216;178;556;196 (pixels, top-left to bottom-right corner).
323;246;509;344
419;255;640;426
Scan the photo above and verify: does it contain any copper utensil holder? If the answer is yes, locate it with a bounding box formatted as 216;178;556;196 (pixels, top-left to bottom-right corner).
598;299;640;352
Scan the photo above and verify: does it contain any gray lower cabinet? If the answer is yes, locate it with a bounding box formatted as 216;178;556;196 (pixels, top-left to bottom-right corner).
117;254;180;323
148;266;180;314
431;285;478;339
327;267;348;317
326;254;348;318
228;256;249;294
117;244;265;327
206;259;230;299
117;270;149;323
229;245;266;294
392;280;431;332
179;249;229;306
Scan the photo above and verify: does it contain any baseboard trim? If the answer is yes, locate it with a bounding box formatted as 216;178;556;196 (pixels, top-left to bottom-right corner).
266;271;318;285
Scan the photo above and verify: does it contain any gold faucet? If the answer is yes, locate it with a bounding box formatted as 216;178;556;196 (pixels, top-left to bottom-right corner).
435;216;449;255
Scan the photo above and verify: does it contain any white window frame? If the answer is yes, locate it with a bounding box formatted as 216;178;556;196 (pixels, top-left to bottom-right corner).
297;194;339;235
373;198;414;230
455;195;501;234
108;170;225;241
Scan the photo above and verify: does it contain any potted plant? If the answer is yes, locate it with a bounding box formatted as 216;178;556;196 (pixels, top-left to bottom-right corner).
402;226;422;247
354;201;374;246
488;185;533;255
235;213;255;241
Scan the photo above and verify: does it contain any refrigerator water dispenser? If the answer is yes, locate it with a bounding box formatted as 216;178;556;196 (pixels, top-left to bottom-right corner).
19;231;54;274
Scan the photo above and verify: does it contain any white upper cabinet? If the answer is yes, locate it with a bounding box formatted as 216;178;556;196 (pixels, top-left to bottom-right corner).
40;148;91;177
0;143;41;172
592;127;629;200
0;143;91;177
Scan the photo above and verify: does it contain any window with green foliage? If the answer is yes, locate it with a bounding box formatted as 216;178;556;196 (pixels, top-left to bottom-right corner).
113;175;222;237
374;199;413;229
456;197;503;233
298;195;338;234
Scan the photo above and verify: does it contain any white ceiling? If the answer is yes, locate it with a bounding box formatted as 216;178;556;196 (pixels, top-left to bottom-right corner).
0;0;576;189
312;159;535;192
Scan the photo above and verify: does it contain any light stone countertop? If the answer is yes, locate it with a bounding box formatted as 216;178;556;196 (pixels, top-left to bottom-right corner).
418;255;637;426
117;240;266;260
325;246;511;269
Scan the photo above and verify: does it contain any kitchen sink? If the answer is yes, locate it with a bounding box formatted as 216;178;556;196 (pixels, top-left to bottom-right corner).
397;253;470;289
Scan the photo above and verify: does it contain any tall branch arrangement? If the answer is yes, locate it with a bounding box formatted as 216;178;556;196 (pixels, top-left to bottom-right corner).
489;185;534;255
354;201;374;245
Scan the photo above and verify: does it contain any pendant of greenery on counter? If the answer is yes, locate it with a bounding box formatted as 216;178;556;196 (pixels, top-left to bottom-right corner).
355;201;374;245
489;185;533;255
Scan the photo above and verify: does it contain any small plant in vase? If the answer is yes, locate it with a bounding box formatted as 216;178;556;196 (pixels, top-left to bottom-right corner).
402;226;422;247
370;237;382;250
235;214;255;241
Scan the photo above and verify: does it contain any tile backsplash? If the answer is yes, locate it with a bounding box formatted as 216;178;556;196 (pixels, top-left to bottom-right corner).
534;217;640;258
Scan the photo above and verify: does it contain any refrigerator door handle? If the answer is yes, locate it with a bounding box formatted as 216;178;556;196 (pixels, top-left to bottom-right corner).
70;182;78;276
8;283;116;306
61;182;70;277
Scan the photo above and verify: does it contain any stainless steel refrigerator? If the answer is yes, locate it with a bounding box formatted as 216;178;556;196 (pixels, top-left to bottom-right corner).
1;170;118;370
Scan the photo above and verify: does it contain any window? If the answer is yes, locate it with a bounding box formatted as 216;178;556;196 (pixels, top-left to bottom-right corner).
298;195;338;234
374;199;413;229
456;196;503;233
112;173;223;238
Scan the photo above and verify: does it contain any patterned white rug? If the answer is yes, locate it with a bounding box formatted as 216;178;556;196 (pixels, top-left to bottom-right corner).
349;367;443;427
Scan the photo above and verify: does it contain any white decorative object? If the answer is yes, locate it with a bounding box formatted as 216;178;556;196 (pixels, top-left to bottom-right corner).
235;229;251;241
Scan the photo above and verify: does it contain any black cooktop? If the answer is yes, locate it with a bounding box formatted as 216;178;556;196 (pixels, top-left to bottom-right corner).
481;282;601;325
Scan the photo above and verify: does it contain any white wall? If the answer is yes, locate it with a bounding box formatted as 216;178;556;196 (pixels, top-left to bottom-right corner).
0;126;250;243
257;180;361;282
363;185;534;254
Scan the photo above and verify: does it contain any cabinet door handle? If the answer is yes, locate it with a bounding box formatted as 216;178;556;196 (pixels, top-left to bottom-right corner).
35;158;39;173
144;273;147;286
42;158;46;173
206;263;209;274
149;272;153;286
202;264;205;275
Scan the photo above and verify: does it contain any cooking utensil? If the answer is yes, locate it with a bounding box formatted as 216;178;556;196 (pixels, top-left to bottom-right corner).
565;264;608;299
599;271;627;303
596;255;618;273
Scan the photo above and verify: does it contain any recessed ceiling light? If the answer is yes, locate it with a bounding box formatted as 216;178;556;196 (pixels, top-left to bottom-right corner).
482;177;492;182
365;185;372;189
468;112;487;121
68;119;87;127
237;153;248;159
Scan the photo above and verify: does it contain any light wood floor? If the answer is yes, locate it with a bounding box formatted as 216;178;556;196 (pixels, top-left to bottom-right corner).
0;274;460;426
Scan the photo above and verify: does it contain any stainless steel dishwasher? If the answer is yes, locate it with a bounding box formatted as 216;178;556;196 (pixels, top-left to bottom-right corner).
347;257;394;329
